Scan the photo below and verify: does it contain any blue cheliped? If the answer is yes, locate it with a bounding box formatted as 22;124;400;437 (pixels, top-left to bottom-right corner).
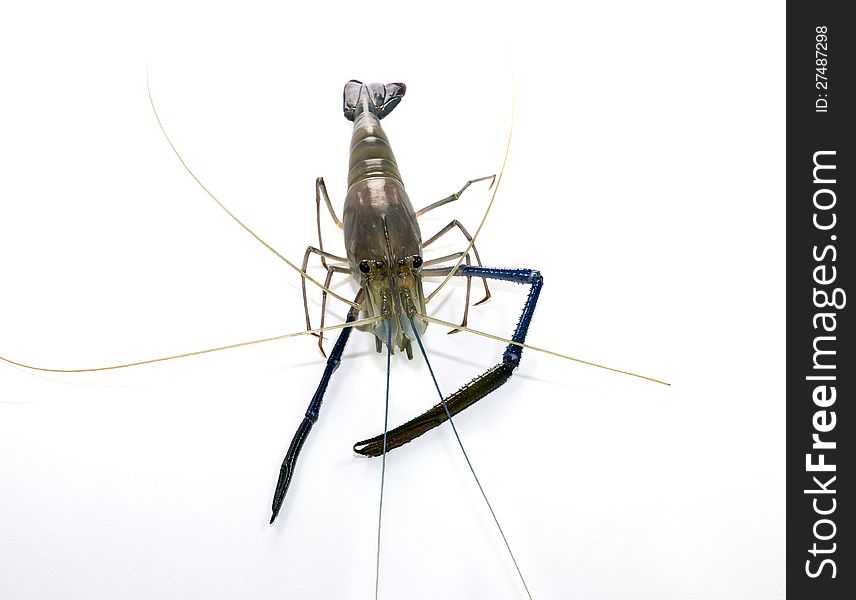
269;297;362;524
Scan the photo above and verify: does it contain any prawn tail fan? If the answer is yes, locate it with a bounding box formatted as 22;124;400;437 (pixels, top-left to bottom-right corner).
343;80;406;121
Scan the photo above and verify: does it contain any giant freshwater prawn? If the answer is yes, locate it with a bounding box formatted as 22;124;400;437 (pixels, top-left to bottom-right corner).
1;77;669;599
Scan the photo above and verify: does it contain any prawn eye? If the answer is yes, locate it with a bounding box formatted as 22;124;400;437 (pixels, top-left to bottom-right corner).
359;259;370;274
412;255;423;269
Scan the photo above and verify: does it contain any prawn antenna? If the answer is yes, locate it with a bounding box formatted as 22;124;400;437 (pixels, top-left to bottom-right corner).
425;74;514;304
374;327;392;600
145;70;358;308
418;313;670;386
408;316;534;600
0;316;382;374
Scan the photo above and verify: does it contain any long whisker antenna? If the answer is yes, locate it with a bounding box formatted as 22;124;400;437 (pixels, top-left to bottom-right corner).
145;70;358;309
425;75;514;304
418;313;671;386
408;316;534;600
374;327;392;600
0;316;383;374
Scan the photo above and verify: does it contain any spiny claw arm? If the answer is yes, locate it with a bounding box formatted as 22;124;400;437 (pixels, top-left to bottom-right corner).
270;295;363;524
354;267;542;456
354;362;514;456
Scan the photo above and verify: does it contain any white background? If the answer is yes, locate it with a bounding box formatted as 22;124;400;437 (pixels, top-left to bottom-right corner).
0;2;784;599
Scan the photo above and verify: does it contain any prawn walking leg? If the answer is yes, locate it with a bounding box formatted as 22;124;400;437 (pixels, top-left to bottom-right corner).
353;266;543;456
315;264;351;356
316;177;344;231
423;219;490;293
414;175;495;217
300;245;348;340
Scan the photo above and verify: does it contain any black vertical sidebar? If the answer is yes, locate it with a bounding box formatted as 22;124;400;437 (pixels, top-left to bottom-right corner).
787;3;853;598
